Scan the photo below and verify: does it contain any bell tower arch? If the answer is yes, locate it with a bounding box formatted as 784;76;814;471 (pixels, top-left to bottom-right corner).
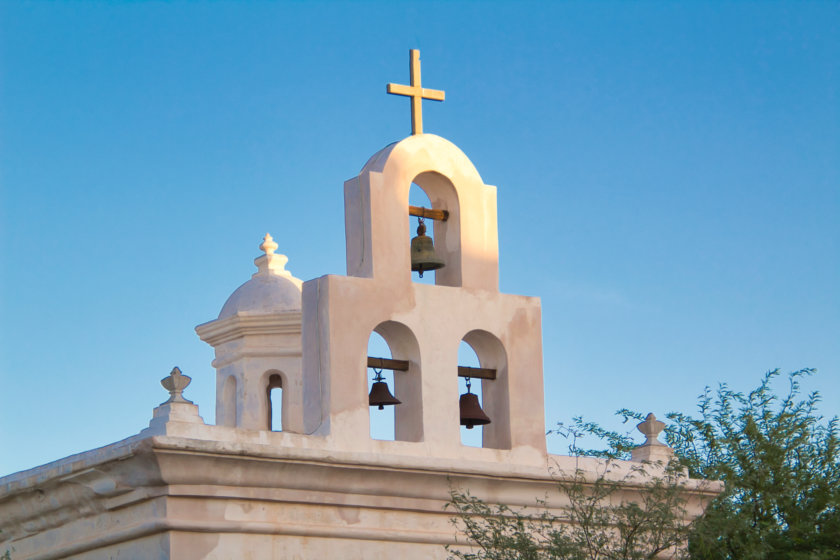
302;132;546;465
344;135;498;291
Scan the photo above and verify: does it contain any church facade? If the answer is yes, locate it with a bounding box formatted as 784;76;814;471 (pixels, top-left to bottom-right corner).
0;51;721;559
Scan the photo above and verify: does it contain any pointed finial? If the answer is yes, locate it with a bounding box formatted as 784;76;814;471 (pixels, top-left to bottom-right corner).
260;233;278;256
160;366;193;404
254;232;290;277
636;412;667;446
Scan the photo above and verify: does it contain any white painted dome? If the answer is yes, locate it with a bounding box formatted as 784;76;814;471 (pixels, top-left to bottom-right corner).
218;234;303;319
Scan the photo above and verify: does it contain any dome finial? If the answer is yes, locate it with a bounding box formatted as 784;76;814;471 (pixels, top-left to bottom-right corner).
211;234;303;320
260;233;279;256
254;232;290;278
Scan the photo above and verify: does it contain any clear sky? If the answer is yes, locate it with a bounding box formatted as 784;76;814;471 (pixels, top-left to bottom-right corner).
1;1;837;476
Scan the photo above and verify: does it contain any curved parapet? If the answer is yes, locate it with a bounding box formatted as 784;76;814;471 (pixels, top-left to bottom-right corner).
345;133;498;291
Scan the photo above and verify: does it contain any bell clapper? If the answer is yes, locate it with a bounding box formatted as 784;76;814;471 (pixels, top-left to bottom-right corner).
464;378;474;429
375;368;385;410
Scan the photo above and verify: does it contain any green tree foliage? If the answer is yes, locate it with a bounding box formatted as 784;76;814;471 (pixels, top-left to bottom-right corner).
559;369;839;559
447;369;840;559
661;368;839;559
447;460;693;560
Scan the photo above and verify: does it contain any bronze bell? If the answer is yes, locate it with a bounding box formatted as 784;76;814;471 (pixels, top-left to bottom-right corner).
410;218;445;278
369;381;401;410
459;392;491;429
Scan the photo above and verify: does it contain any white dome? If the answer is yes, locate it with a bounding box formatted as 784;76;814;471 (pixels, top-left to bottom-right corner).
217;233;303;320
219;274;301;319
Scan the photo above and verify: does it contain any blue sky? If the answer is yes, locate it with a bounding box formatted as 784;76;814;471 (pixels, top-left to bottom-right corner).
1;1;837;476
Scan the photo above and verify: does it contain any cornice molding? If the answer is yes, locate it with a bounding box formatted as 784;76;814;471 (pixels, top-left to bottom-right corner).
211;348;302;369
0;433;722;560
195;311;302;347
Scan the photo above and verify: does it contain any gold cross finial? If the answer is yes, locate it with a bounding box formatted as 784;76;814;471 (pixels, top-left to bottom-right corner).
387;49;445;135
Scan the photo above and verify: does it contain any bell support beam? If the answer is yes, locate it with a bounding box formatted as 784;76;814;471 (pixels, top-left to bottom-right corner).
366;357;496;379
367;357;409;371
409;205;449;221
456;366;497;380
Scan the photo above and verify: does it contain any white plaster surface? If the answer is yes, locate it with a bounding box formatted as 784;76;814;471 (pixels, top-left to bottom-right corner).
196;234;304;433
218;274;301;319
0;135;722;559
0;429;722;559
217;234;302;320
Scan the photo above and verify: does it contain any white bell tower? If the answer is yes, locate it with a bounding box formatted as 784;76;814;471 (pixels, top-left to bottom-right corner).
299;50;548;464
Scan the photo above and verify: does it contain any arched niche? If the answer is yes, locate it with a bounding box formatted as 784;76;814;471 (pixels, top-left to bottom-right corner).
369;321;423;442
263;370;286;432
367;331;396;440
462;329;511;450
458;341;484;447
408;182;436;286
410;171;462;288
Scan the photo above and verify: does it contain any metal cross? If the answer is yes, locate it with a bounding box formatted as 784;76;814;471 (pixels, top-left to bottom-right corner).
387;49;445;135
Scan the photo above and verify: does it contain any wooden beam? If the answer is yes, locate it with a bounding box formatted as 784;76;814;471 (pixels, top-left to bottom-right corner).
367;357;409;371
409;205;449;222
457;366;497;380
366;357;497;379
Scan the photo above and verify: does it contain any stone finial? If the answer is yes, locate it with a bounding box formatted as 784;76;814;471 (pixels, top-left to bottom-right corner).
260;233;279;256
636;413;667;446
144;366;205;434
631;412;674;463
160;366;193;404
254;232;291;278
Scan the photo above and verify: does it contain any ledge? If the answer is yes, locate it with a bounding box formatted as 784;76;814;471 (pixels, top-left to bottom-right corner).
195;311;302;346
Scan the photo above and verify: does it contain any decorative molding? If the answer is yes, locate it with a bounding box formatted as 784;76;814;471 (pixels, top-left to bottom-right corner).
195;311;302;346
0;434;722;559
211;348;302;369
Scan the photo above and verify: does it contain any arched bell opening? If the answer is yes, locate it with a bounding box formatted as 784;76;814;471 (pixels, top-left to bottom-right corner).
461;330;511;450
217;374;237;428
367;331;397;440
408;183;437;286
264;371;285;432
367;321;423;442
458;341;484;447
409;171;461;288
